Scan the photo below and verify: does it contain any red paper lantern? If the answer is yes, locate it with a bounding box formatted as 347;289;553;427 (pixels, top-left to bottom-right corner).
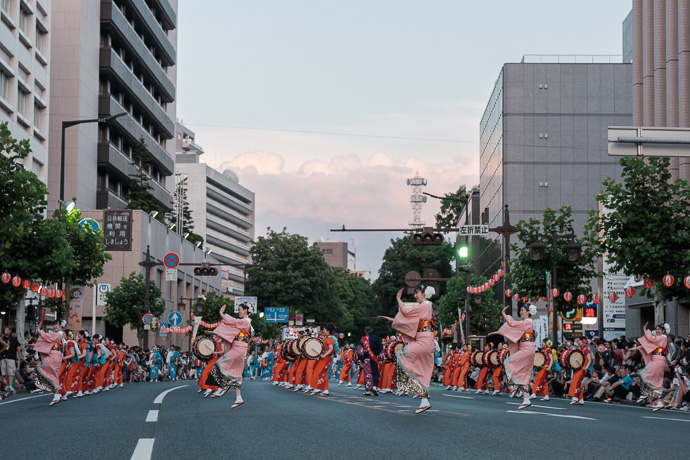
593;293;600;304
577;294;586;305
625;286;635;297
522;296;529;303
513;294;520;302
551;288;560;298
643;277;654;289
541;296;547;301
502;261;506;269
498;269;504;278
48;289;54;298
684;276;690;289
31;282;39;292
663;274;674;287
56;290;63;298
563;291;573;302
40;287;47;296
505;289;512;297
22;279;31;289
489;279;495;287
11;276;20;287
1;272;9;284
493;274;499;282
608;291;618;302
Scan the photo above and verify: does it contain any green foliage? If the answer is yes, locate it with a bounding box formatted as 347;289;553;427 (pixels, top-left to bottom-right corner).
587;156;690;304
193;291;225;326
245;228;347;331
103;272;165;344
437;273;504;337
434;185;471;229
372;236;454;337
508;206;597;310
125;138;164;217
172;181;204;248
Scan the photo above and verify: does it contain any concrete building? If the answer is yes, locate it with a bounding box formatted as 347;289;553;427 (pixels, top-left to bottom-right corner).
72;209;221;349
316;241;354;271
478;58;633;338
48;0;177;212
0;0;51;184
175;122;255;297
621;1;690;338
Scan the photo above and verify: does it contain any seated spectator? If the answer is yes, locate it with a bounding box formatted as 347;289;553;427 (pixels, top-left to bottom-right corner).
590;367;616;401
17;361;39;393
605;367;633;403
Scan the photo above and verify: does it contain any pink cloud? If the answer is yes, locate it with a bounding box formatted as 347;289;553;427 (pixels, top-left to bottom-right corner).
218;151;478;229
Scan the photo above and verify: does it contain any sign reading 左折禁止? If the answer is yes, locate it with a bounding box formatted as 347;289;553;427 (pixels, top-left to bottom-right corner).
103;210;132;251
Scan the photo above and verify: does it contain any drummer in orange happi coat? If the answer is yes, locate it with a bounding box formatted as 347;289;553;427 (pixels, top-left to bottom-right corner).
450;347;464;390
568;337;592;405
443;349;455;389
453;345;471;391
474;343;492;394
532;339;553;401
311;323;337;395
491;347;505;396
337;343;354;386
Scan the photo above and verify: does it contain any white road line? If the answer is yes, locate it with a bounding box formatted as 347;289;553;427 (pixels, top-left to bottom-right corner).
0;394;51;406
153;385;188;404
643;416;690;423
442;394;474;400
506;410;596;420
397;409;409;412
505;402;566;410
131;438;155;460
145;410;159;422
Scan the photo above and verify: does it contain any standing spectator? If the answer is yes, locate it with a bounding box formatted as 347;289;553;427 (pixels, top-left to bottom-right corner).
601;341;613;368
1;327;22;393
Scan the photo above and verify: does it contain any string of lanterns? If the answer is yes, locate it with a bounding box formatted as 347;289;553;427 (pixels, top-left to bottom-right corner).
190;313;221;329
464;263;690;305
160;325;192;334
1;271;66;299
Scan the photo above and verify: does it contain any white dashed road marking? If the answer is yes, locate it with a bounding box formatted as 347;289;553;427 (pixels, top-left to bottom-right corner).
131;438;155;460
145;410;159;422
506;410;596;420
153;385;188;404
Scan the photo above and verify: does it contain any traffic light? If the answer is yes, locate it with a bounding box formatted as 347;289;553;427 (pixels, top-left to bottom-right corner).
456;243;469;259
483;317;491;332
410;227;444;245
194;262;218;276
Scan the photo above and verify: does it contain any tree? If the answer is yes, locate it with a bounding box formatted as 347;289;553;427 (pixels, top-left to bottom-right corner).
103;272;165;346
508;206;598;311
587;156;690;324
245;228;344;325
372;236;455;321
126;138;163;218
171;183;204;248
437;273;503;338
435;185;472;229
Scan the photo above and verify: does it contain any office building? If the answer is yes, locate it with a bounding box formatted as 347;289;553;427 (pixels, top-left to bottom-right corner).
48;0;177;211
175;122;255;297
0;0;51;184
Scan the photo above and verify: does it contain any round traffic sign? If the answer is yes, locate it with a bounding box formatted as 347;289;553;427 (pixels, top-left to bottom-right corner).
79;218;100;232
168;311;183;327
142;313;153;325
163;252;180;269
404;271;421;287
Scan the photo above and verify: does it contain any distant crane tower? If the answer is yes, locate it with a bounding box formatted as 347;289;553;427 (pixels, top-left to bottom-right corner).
407;171;427;228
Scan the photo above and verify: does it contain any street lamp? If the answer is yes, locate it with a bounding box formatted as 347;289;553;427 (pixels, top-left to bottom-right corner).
59;112;127;204
529;231;582;345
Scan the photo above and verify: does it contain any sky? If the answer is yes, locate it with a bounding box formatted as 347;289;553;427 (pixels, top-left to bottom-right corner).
176;0;632;278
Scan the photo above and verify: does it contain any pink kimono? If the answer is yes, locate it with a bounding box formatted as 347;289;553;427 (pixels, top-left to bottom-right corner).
637;330;666;397
497;316;535;388
34;330;64;393
211;314;252;390
392;299;435;398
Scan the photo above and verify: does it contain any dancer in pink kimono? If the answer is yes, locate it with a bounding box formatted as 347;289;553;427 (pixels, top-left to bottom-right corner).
491;304;536;410
209;303;252;408
34;319;66;406
380;285;436;414
636;322;669;412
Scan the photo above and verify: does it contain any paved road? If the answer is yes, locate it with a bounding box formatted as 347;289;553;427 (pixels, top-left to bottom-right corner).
2;379;690;459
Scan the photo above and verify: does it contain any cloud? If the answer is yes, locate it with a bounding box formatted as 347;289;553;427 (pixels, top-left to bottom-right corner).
218;150;478;230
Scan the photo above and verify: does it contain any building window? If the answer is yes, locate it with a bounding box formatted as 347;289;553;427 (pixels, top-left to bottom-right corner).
19;8;30;35
0;71;9;101
36;26;47;54
17;88;29;117
33;101;43;130
1;0;9;14
325;249;333;254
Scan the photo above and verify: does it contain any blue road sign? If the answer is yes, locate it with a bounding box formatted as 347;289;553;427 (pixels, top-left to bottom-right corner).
79;218;100;232
168;311;183;327
265;307;289;323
